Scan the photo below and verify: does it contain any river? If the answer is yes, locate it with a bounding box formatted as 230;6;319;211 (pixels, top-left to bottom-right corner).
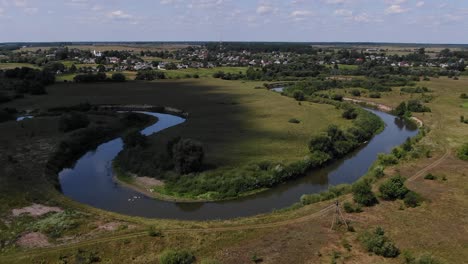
58;109;418;220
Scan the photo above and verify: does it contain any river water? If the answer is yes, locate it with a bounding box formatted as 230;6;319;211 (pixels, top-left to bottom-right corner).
58;110;418;220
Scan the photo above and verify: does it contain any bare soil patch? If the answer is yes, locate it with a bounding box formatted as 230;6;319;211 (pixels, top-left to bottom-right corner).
16;232;50;248
12;204;63;217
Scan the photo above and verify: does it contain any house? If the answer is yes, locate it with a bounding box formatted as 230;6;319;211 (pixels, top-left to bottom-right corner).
107;57;120;64
93;50;102;57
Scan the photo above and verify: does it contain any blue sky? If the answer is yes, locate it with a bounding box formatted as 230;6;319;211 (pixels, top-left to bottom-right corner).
1;0;467;43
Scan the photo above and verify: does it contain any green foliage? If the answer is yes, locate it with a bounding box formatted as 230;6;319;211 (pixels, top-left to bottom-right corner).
111;73;126;82
343;201;362;213
342;108;358;120
148;226;163;237
379;175;409;200
460;93;468;99
32;210;81;238
407;100;431;113
288;118;300;124
457;143;468;160
293;90;305;101
135;70;166;80
359;227;400;258
352;180;378;206
74;249;101;264
172;138;205;174
73;73;107;83
159;249;195;264
424;173;437;180
400;86;430;93
59;112;90;132
350;89;361;96
403;251;442;264
377;153;399;166
404;191;423;208
369;92;381;98
122;129;147;148
301;185;351;205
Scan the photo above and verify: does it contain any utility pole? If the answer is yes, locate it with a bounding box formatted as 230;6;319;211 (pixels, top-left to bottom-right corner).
330;200;349;231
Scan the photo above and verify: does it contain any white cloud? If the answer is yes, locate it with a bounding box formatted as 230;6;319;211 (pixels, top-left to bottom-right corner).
334;9;352;16
24;7;37;14
13;0;27;7
416;1;424;7
384;0;407;4
290;10;312;21
0;7;3;15
108;10;132;20
256;4;275;15
385;4;409;14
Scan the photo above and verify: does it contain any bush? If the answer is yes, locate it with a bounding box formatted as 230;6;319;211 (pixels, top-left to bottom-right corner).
59;112;90;132
343;201;362;213
292;90;305;101
288;118;300;124
352;180;378;206
111;73;126;82
73;73;107;83
379;175;409;200
457;143;468;161
331;94;343;101
123;129;147;148
350;89;361;96
172;138;205;174
424;173;437;180
135;70;166;80
159;249;195;264
404;191;422;208
342;108;358;119
460;93;468;99
369;92;381;98
359;227;400;258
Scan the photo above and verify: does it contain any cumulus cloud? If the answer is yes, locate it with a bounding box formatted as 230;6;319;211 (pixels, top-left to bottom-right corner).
416;1;424;7
334;9;352;16
107;10;132;20
385;4;409;14
256;4;276;15
290;10;312;21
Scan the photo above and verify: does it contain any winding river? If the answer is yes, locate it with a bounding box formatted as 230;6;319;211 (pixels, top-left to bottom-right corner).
58;109;418;220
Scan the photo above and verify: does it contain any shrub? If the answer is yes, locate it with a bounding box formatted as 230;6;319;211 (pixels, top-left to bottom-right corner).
379;175;409;200
292;90;305;101
172;138;205;174
159;250;195;264
148;227;163;237
122;129;147;148
288;118;300;124
407;100;431;113
424;173;437;180
350;89;361;96
111;73;126;82
331;94;343;101
359;227;400;258
369;92;381;98
457;143;468;161
342;108;358;119
460;93;468;99
343;201;362;213
352;180;378;206
404;191;422;208
135;70;166;80
59;112;90;132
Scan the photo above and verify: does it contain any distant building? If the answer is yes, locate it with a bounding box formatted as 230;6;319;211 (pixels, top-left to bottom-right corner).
93;50;102;57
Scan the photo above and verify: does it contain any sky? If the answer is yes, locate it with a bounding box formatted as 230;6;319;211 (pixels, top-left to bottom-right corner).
0;0;467;43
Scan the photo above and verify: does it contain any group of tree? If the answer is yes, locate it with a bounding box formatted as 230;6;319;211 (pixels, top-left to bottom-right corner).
135;70;166;80
0;67;55;96
73;72;126;83
394;100;431;117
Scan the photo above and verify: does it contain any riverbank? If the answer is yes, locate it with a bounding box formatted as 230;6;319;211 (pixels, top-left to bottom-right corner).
343;97;424;127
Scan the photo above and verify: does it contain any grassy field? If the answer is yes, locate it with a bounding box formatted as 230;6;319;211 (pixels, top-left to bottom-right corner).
1;77;467;263
0;63;40;69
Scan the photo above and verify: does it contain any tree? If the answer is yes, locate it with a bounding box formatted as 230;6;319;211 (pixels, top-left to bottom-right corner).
352;180;378;206
111;73;126;82
122;130;147;148
172;138;204;174
97;64;106;73
292;90;305;101
69;64;77;73
159;249;195;264
379;175;408;200
58;112;90;132
308;134;332;155
394;102;407;117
